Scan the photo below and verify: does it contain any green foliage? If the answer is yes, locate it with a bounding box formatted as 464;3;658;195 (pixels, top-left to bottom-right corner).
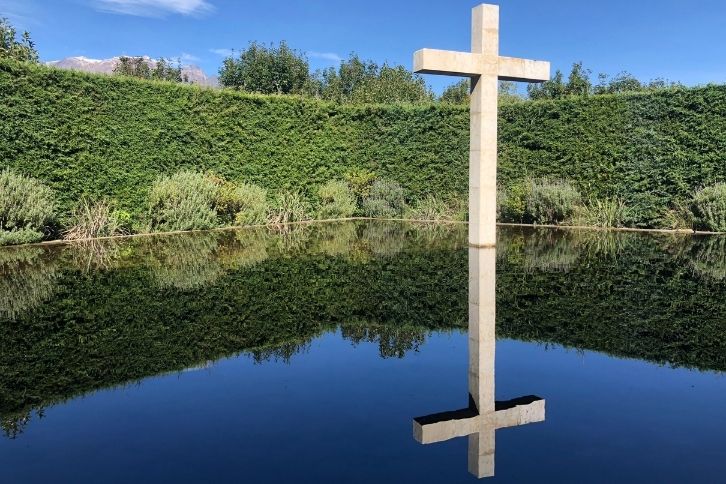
0;18;37;63
576;198;630;228
528;62;681;100
498;182;530;223
113;56;186;83
440;79;469;104
147;171;218;232
64;198;128;240
0;229;44;246
0;169;55;244
405;195;465;222
269;190;309;224
525;178;582;224
362;180;406;218
232;183;268;226
344;169;377;207
1;60;725;230
310;53;434;104
690;183;726;232
317;180;356;219
219;41;309;94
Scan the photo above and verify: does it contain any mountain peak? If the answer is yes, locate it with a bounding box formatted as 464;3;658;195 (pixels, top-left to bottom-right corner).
46;56;218;87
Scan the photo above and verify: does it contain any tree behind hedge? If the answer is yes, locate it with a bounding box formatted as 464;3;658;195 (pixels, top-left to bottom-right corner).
218;41;309;94
0;18;38;63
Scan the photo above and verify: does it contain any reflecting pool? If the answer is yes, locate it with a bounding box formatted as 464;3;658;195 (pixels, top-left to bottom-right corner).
1;222;725;482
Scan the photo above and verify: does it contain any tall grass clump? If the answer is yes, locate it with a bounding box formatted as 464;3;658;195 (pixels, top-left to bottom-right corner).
0;169;55;246
269;190;309;224
577;198;630;228
317;180;356;219
406;195;466;222
690;183;726;232
64;198;130;240
525;178;581;225
147;170;218;232
362;180;406;218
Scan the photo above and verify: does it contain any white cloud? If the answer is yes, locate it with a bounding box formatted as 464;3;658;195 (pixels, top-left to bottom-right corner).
308;51;343;63
179;52;200;63
209;48;234;57
91;0;214;17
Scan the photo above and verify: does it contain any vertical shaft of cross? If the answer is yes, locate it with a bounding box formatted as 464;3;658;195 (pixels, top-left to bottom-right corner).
469;5;500;248
468;245;497;476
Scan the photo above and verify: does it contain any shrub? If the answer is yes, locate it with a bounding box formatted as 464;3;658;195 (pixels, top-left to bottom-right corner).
269;190;309;224
64;198;129;240
577;198;630;228
691;183;726;232
498;183;530;223
0;169;55;245
317;180;356;219
147;170;218;232
362;180;406;218
232;183;269;226
344;169;377;206
525;178;581;225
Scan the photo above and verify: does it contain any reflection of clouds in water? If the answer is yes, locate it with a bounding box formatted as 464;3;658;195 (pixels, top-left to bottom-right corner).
0;247;60;321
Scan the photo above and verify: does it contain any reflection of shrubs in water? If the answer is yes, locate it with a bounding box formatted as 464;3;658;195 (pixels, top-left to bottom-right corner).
1;408;44;439
65;238;124;273
341;323;426;358
216;229;270;270
149;233;224;290
361;221;408;258
676;236;726;281
270;224;312;255
523;230;580;273
0;247;60;320
313;221;359;258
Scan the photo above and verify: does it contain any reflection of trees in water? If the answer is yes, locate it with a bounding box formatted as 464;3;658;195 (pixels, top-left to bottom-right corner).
248;339;313;364
0;247;61;321
1;408;44;439
341;322;427;358
147;233;225;291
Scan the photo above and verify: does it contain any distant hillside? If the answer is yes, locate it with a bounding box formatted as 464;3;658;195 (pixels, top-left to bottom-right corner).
46;56;218;87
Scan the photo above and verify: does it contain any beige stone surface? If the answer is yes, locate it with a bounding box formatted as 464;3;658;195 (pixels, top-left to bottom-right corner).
413;3;550;247
412;247;545;478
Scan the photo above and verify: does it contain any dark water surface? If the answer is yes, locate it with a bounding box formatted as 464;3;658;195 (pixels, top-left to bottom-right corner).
1;221;724;483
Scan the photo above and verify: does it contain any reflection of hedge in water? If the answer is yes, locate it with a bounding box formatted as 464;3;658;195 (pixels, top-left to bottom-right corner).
0;222;724;436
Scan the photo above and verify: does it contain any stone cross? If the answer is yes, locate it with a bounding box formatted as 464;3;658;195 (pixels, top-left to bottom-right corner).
413;4;550;247
413;247;545;478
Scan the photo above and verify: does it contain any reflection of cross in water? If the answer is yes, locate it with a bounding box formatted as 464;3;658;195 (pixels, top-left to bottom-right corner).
413;247;545;478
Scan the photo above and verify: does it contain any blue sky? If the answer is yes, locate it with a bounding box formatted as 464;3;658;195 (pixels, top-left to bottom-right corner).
2;0;725;93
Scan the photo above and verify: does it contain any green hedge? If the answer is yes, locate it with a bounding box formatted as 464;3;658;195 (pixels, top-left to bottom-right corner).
1;59;724;227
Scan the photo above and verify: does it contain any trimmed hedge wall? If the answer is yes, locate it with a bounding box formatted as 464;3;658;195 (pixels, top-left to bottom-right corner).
1;59;724;227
